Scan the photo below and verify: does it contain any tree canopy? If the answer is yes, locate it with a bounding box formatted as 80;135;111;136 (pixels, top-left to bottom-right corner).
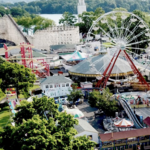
88;88;118;116
14;96;59;124
0;58;36;98
67;89;83;105
14;15;55;33
59;12;77;26
1;0;150;14
0;96;96;150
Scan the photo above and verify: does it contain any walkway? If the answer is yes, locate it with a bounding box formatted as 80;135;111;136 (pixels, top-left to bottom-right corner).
135;107;150;119
77;101;105;133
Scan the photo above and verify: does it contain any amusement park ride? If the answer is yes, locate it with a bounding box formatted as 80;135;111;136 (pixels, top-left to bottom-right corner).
86;11;150;90
3;43;50;78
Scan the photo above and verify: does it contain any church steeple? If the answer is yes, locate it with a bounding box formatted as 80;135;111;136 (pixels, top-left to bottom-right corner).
77;0;86;23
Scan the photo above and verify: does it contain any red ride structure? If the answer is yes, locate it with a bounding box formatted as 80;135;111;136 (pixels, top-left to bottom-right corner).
4;43;50;78
96;49;150;90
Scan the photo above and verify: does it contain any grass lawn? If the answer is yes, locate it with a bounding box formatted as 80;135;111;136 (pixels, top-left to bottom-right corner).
0;106;11;132
103;42;114;48
29;85;40;91
0;85;41;101
0;106;11;150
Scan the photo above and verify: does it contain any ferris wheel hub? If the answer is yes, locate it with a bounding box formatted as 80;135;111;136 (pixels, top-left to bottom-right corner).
116;40;127;50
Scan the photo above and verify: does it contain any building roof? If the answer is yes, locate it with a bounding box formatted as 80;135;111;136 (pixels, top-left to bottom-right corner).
40;76;72;85
16;51;47;58
32;51;47;58
0;47;44;57
50;44;75;50
143;117;150;127
50;67;68;74
74;119;98;134
100;128;150;142
69;54;133;76
61;51;88;61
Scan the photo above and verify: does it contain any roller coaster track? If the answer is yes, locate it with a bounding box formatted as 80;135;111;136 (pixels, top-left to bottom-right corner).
119;98;143;129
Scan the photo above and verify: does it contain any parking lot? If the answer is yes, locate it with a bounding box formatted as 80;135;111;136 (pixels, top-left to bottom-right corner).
77;100;105;133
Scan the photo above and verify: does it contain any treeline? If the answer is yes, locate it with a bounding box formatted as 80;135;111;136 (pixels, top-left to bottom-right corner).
1;0;150;14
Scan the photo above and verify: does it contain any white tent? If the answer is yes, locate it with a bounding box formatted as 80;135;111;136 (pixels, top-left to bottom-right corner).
61;50;89;61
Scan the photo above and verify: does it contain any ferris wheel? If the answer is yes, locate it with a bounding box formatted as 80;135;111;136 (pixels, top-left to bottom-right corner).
87;11;150;53
86;11;150;89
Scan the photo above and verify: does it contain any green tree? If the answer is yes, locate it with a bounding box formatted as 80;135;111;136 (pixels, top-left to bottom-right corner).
2;0;150;14
59;12;77;26
14;96;59;124
33;16;55;32
77;11;95;33
0;58;36;98
113;7;128;11
88;88;118;116
76;7;104;33
0;6;10;17
126;10;150;53
14;15;55;34
72;136;96;150
94;7;105;17
15;16;33;28
67;89;83;105
10;7;29;17
0;96;96;150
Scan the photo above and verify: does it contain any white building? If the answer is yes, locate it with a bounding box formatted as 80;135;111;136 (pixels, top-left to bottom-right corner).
40;76;72;98
80;82;93;88
77;0;87;23
27;26;80;50
74;119;99;143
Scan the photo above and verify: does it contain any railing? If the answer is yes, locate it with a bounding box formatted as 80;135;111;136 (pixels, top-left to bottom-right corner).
100;139;150;149
119;98;143;128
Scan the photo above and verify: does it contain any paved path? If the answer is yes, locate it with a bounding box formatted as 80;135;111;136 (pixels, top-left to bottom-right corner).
0;98;26;104
135;107;150;119
77;101;105;133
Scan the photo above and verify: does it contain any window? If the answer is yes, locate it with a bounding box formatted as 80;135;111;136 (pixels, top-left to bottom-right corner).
66;83;69;87
50;85;53;88
87;135;93;140
62;84;65;87
46;85;49;88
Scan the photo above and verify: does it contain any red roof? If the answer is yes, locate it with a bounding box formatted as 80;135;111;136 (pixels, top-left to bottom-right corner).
143;117;150;127
100;128;150;142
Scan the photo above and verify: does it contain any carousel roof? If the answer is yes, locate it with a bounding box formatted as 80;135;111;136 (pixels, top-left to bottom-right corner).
69;54;134;77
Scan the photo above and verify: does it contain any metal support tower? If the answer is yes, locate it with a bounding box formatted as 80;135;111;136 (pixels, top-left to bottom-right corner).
4;44;9;61
96;50;150;90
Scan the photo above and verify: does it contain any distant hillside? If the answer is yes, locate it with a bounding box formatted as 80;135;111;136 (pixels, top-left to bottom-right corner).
1;0;150;14
0;0;36;3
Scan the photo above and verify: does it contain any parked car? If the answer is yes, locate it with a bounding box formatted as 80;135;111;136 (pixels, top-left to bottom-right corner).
61;98;69;105
55;97;69;105
69;98;84;105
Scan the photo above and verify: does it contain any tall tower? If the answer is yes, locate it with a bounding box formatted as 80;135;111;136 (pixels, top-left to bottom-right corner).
77;0;87;23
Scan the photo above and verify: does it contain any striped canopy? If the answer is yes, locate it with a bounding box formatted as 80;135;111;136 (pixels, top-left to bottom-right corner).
61;50;89;61
114;119;134;127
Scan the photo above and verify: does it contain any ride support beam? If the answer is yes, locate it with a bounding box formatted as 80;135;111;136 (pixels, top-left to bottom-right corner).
102;49;121;88
96;50;121;88
96;50;118;87
20;45;27;67
123;50;150;90
4;44;9;61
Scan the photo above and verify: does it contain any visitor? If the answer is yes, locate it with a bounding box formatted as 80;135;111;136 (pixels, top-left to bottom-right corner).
134;107;136;114
136;96;143;105
137;143;140;150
